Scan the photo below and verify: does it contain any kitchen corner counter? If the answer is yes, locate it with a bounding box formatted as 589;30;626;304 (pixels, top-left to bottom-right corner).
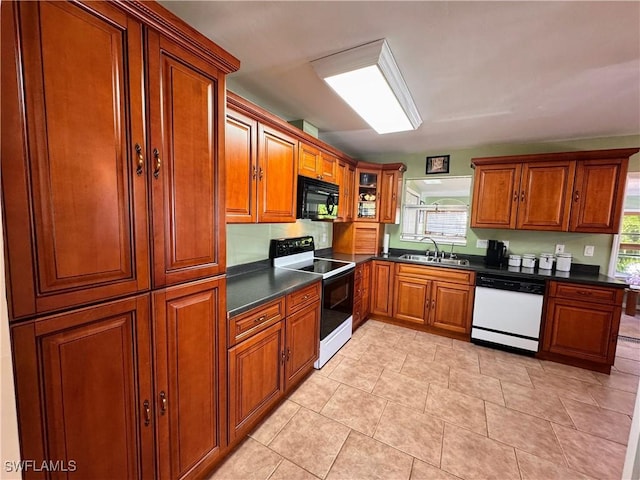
227;267;320;318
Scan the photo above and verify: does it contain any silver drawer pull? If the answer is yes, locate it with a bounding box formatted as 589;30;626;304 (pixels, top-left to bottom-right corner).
254;315;267;323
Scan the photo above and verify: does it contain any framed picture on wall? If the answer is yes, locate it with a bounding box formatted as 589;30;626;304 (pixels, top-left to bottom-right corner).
426;155;450;174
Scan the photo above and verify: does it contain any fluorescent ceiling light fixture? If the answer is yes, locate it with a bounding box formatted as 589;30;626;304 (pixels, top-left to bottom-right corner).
312;39;422;134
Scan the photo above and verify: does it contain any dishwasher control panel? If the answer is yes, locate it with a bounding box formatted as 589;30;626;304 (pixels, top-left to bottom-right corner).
476;274;545;295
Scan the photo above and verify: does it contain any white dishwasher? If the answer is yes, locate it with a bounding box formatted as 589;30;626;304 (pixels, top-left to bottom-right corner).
471;273;545;353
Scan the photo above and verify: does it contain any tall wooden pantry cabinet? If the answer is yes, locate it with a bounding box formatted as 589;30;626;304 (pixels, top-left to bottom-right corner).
1;1;239;479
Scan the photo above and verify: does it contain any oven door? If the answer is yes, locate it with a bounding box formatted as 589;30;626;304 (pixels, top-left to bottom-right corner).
320;268;354;340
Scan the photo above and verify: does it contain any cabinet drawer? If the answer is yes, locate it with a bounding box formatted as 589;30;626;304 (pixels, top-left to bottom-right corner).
287;282;321;316
229;297;285;346
395;263;474;285
549;282;624;305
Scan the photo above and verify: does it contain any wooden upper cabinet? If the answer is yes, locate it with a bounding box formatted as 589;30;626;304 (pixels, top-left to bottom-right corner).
471;149;637;233
345;165;356;222
335;160;355;222
1;1;150;319
380;170;400;223
153;278;226;479
570;159;628;233
226;110;258;223
11;295;155;480
258;125;298;223
516;161;575;231
298;143;336;183
320;151;337;183
471;164;522;229
298;142;321;179
147;31;226;287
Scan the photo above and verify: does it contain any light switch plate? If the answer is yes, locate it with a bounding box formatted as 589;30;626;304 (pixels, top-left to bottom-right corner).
502;240;510;249
584;245;595;257
476;239;488;248
555;244;565;254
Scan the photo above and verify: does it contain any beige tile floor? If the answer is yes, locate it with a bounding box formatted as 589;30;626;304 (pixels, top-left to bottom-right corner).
210;317;640;480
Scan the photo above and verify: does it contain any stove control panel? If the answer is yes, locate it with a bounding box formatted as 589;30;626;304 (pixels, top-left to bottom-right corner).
269;236;315;259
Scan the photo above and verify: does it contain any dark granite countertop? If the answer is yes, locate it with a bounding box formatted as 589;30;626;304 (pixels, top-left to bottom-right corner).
227;267;321;318
316;248;627;288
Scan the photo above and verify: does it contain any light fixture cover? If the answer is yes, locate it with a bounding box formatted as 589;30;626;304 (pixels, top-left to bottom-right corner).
311;39;422;134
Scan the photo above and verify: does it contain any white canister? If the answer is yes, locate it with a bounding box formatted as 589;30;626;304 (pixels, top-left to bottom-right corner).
539;253;555;270
522;254;536;268
556;253;572;272
508;254;521;267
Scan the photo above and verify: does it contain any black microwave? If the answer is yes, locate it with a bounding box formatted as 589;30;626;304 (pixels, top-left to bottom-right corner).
296;176;339;221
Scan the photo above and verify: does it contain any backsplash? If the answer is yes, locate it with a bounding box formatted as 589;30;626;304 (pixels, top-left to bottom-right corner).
227;220;333;266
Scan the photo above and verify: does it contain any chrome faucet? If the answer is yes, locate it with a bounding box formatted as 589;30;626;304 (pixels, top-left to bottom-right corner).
418;236;440;257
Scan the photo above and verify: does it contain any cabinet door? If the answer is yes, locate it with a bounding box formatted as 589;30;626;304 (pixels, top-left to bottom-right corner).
516;161;575;231
335;161;347;221
228;322;285;442
393;275;430;324
320;151;337;183
298;142;321;179
471;164;521;229
356;168;381;222
285;302;320;389
11;296;155;480
147;31;225;287
3;1;149;319
345;165;356;222
542;299;620;364
569;159;628;233
370;261;394;316
154;278;225;479
429;282;473;334
380;170;399;223
226;110;258;223
361;261;372;319
258;125;298;222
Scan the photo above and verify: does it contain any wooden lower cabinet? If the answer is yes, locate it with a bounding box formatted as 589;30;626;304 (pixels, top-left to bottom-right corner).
227;285;320;444
153;278;226;479
393;275;430;324
353;261;372;331
540;281;624;371
285;303;320;388
370;261;394;316
228;322;285;442
430;282;474;334
11;296;156;480
373;262;474;336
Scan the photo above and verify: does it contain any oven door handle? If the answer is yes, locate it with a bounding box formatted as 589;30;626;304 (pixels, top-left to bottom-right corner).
323;266;355;286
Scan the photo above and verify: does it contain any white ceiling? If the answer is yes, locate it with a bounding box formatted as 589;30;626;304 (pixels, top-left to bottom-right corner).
160;1;640;159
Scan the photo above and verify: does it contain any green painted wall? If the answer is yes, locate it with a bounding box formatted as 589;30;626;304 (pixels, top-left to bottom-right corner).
370;135;640;274
227;220;332;266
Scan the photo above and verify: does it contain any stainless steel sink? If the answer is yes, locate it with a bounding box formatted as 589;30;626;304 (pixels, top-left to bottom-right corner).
399;254;469;266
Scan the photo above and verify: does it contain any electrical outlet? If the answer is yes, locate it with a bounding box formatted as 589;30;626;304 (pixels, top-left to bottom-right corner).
321;232;327;244
555;244;565;254
476;239;488;248
502;240;510;249
584;245;595;257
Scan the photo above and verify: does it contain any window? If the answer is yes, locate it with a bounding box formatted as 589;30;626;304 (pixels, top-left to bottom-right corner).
400;176;471;245
610;172;640;282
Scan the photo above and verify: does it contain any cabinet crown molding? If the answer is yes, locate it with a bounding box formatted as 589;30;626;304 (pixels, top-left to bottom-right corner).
471;147;639;167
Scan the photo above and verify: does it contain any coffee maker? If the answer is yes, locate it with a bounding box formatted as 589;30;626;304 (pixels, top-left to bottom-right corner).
485;240;507;267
